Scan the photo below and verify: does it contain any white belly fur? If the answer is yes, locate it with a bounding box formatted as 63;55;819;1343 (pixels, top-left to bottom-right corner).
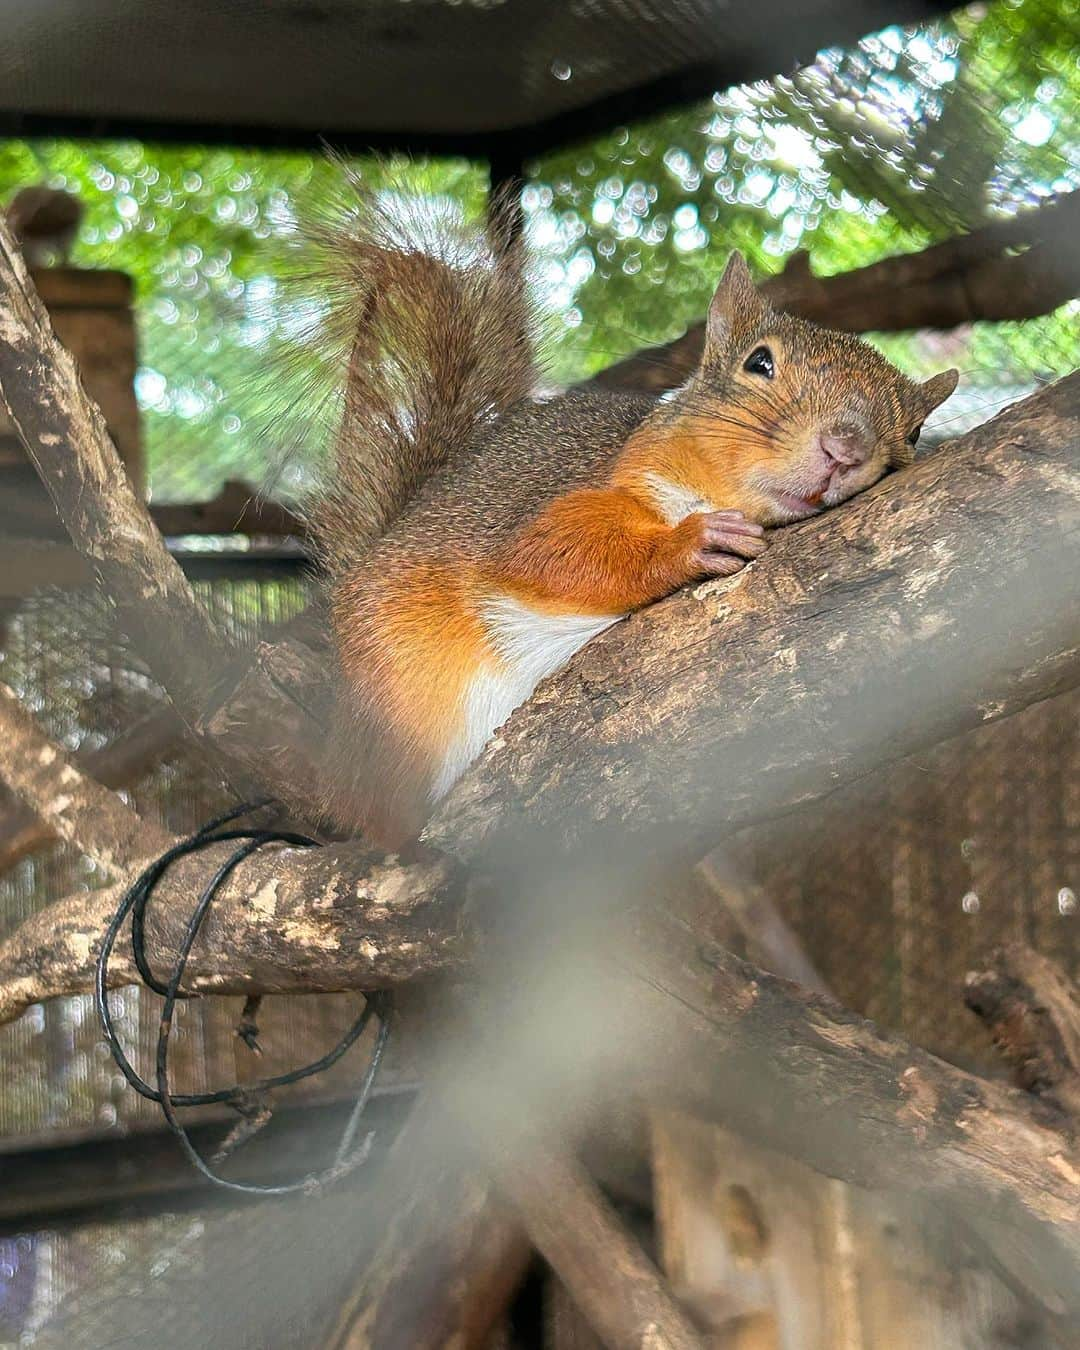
430;594;622;801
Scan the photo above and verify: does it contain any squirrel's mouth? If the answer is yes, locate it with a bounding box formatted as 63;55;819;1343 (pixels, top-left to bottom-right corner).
771;490;824;518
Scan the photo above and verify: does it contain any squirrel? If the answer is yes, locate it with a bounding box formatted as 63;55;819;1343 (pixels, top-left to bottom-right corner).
305;181;959;848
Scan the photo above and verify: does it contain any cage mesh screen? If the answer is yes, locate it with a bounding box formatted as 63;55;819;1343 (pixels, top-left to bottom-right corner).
0;0;1078;1343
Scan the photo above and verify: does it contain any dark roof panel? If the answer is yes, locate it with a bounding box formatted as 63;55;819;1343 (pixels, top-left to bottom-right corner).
1;0;954;155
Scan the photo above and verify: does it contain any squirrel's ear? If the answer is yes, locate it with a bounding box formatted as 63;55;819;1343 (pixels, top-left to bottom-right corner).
917;368;960;415
704;251;763;359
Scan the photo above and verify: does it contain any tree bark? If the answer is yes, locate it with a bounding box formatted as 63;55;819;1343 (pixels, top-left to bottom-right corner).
595;191;1080;394
0;839;467;1024
0;706;184;874
966;945;1080;1119
0;681;174;870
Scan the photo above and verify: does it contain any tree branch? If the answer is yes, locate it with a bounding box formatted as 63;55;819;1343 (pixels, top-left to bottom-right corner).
0;706;184;874
0;681;173;870
0;837;467;1024
617;907;1080;1319
477;1117;706;1350
0;219;236;718
595;191;1080;394
966;944;1080;1119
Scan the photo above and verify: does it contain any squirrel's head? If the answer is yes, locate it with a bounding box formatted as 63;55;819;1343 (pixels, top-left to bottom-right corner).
675;252;959;526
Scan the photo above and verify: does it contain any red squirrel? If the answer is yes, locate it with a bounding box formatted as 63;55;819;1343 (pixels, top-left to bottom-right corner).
307;184;958;847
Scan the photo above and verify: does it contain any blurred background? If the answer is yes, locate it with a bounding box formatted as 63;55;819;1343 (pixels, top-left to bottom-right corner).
0;0;1077;1344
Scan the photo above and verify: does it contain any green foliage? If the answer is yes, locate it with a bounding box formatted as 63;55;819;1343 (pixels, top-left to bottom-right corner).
527;0;1080;383
0;0;1076;499
0;143;486;498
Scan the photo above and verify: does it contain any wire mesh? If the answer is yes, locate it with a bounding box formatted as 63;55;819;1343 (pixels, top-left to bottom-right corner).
0;0;1078;1344
0;0;1076;503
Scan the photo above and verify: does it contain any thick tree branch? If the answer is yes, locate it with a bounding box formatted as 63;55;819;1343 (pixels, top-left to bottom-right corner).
0;841;467;1025
427;372;1080;858
595;191;1080;393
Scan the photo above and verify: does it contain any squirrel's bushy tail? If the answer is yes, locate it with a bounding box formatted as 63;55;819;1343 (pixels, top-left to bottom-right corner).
300;162;537;572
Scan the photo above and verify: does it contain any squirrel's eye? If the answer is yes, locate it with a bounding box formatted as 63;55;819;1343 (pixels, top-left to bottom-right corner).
907;424;922;447
743;345;774;379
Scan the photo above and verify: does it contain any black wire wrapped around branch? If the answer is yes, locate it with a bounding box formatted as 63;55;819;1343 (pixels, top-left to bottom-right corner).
95;801;392;1197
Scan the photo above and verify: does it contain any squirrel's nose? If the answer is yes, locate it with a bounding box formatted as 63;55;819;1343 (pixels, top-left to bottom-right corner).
819;422;871;467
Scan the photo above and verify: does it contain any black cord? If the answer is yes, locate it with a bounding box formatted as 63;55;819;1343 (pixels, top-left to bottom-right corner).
95;800;392;1196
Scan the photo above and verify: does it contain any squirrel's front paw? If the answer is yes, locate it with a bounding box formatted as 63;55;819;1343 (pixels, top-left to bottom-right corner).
691;509;767;577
